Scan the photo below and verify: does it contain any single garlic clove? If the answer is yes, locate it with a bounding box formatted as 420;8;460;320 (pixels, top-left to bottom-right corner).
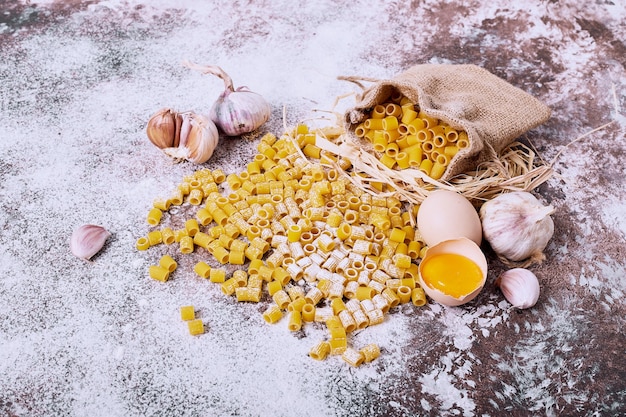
183;61;271;136
146;108;177;149
70;224;111;260
495;268;540;309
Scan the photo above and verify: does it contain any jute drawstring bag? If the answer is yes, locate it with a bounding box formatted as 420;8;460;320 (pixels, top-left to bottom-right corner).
343;64;552;180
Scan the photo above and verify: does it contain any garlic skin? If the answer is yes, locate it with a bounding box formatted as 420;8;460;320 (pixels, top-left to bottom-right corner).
162;112;219;164
70;224;111;260
146;110;219;164
183;61;271;136
496;268;540;309
479;191;555;265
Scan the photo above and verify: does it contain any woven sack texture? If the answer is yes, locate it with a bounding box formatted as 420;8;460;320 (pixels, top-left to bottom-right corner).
344;64;552;180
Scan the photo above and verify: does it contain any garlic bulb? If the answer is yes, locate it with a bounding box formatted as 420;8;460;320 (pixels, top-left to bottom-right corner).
495;268;540;309
479;191;555;265
70;224;111;260
146;110;218;164
183;61;271;136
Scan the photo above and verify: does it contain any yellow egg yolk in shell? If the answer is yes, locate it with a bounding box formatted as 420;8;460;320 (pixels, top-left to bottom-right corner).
420;253;483;298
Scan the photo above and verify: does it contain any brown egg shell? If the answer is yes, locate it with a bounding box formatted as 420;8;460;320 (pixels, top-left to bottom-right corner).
418;237;488;307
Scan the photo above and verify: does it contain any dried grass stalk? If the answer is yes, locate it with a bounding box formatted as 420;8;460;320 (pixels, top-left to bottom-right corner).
289;123;554;206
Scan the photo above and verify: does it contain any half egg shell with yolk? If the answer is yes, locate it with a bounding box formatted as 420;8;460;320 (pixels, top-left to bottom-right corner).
418;237;488;306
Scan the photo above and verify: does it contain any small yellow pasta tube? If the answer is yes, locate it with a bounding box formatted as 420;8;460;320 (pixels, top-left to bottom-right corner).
457;132;469;148
429;162;446;180
309;341;331;361
364;118;384;130
272;290;291;310
263;304;283;324
419;159;433;176
187;319;204;336
209;268;226;283
153;198;171;211
211;169;225;183
388;228;406;243
303;144;321;159
235;287;262;302
148;230;163;246
267;279;282;296
149;265;169;282
220;277;238;296
329;337;348;355
229;250;246;265
179;236;194;254
411;287;427;306
397;285;412;304
161;228;175;245
188;188;203;205
342;348;365;367
193;232;212;250
393;253;412;270
305;287;323;305
382;129;400;144
288;297;307;312
338;310;356;333
180;305;195;321
356;286;375;301
371;130;387;153
136;237;150;251
401;277;416;289
395;151;410;169
331;298;347;315
366;308;385;325
146;208;163;226
352;309;369;330
159;255;177;273
212;246;229;264
288;310;302;332
302;303;316;322
360;343;381;363
371;104;386;119
382;288;401;307
444;145;459;157
384;103;402;118
193;261;211;279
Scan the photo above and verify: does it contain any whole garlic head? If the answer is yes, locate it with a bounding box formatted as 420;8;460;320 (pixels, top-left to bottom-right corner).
479;191;555;265
146;109;219;164
183;61;271;136
496;268;540;309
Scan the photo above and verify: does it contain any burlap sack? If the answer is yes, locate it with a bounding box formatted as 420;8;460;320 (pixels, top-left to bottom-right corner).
343;64;551;180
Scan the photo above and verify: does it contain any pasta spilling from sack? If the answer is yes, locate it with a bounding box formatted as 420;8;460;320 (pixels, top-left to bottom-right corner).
353;92;467;179
136;126;431;366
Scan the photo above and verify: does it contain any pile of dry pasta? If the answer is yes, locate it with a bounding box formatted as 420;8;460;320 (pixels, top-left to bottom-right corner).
137;125;432;367
314;91;554;206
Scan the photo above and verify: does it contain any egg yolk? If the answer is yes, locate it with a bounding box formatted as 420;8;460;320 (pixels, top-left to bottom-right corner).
420;253;483;298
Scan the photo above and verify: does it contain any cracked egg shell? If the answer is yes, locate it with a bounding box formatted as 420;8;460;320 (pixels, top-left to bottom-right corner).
418;237;487;306
417;190;482;247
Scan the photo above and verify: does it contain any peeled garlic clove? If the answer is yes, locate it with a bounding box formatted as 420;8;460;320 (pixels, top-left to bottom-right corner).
146;108;177;149
163;112;219;164
70;224;111;260
495;268;540;309
479;191;555;264
183;61;271;136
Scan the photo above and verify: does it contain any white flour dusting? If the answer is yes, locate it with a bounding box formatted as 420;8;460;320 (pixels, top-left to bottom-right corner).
1;1;625;416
